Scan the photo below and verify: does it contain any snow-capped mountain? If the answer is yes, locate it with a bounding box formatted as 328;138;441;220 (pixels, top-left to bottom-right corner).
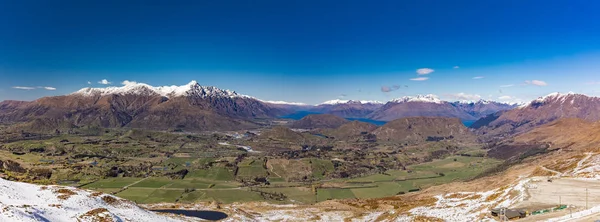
73;80;250;99
473;92;600;139
367;95;517;122
319;99;384;105
262;100;307;105
0;81;523;131
451;100;518;119
0;81;292;132
310;100;385;118
0;178;185;222
390;94;444;104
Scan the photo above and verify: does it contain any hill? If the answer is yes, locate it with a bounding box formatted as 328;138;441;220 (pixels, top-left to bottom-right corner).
322;120;378;141
373;116;476;144
473;92;600;140
258;126;306;142
290;114;350;129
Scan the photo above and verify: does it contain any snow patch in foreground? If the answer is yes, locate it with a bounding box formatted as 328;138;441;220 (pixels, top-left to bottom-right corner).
0;178;186;222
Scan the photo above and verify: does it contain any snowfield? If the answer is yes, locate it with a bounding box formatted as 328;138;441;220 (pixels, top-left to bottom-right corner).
403;177;530;221
0;178;189;222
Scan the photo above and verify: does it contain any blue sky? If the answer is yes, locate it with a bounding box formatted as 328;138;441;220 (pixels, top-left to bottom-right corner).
1;0;600;104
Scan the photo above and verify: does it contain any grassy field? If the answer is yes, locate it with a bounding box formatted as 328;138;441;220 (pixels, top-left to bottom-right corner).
82;177;142;189
317;188;355;201
318;156;501;200
187;167;235;181
117;188;184;204
79;155;500;204
306;158;335;179
179;189;264;204
130;178;173;188
259;187;316;204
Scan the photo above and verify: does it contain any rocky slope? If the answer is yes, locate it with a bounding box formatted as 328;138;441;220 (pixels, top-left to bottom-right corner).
473;92;600;140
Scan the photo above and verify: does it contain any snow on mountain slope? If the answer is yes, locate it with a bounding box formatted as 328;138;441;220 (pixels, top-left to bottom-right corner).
319;99;384;105
390;94;443;104
0;178;187;222
261;100;308;105
73;80;251;99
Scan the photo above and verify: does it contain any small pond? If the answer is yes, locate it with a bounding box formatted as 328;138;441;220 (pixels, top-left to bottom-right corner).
152;209;228;221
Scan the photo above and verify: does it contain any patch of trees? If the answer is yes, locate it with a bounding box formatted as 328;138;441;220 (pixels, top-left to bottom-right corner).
164;169;189;179
426;135;454;142
249;188;287;201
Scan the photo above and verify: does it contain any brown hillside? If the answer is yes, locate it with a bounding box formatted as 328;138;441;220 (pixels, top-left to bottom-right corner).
291;114;350;129
474;93;600;140
258;126;306;142
373;117;475;144
326;121;378;140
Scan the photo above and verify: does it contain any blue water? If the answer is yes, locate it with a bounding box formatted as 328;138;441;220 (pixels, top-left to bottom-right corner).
462;120;476;127
280;112;387;126
279;111;322;119
152;210;227;221
282;112;473;127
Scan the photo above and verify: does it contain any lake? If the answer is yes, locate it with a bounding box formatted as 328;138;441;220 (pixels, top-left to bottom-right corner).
280;112;388;126
152;209;228;221
281;111;476;127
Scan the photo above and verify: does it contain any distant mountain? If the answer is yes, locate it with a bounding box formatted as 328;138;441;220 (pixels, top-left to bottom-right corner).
260;100;313;112
290;114;350;129
473;92;600;140
368;95;472;121
309;100;384;118
372;116;476;144
367;95;517;122
451;100;518;119
0;81;289;132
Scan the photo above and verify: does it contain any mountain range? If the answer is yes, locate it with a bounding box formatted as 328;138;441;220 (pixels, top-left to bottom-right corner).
0;81;289;132
283;95;517;124
4;81;589;136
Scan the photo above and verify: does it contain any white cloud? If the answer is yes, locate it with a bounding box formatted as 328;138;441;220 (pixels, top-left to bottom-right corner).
121;80;137;85
87;81;91;85
416;68;434;75
524;80;547;86
453;66;460;69
98;79;112;85
498;95;512;100
43;87;56;91
410;77;429;81
12;86;35;90
447;92;481;101
472;76;484;79
497;95;525;105
500;84;515;88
